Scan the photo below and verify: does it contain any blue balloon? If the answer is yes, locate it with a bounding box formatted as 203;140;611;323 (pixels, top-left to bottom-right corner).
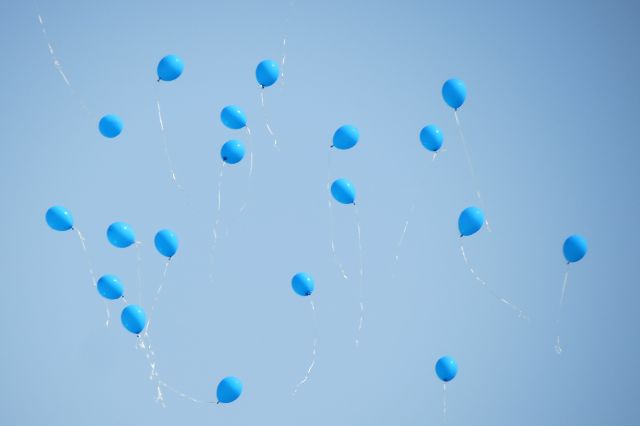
291;272;315;297
332;125;359;150
563;234;588;263
157;54;184;82
97;275;124;300
45;205;74;231
121;305;147;335
442;78;467;110
220;140;246;164
435;355;458;382
217;376;243;404
331;178;356;205
220;105;247;130
420;125;443;152
154;229;178;258
107;222;136;248
458;206;484;237
98;114;123;138
256;59;279;88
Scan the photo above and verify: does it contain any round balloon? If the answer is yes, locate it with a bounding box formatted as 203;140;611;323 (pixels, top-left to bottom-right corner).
420;125;443;152
121;305;147;335
458;206;484;237
98;114;123;138
435;355;458;382
256;59;279;88
220;105;247;130
217;376;243;404
157;54;184;82
97;275;124;300
45;205;74;231
291;272;315;296
220;140;246;164
332;125;359;150
442;78;467;110
154;229;178;258
331;178;356;205
563;234;587;263
107;222;136;248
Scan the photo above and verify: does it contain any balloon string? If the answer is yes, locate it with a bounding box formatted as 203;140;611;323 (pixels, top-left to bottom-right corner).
258;90;280;150
293;299;318;396
74;227;110;327
238;127;254;215
443;383;447;424
210;161;225;285
156;100;182;189
157;380;209;404
150;259;171;316
134;332;166;407
453;111;491;232
354;205;365;347
134;241;144;305
555;266;570;354
459;244;530;321
327;149;349;280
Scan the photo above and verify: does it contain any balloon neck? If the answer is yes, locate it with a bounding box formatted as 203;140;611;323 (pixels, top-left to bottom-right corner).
330;145;334;148
305;292;311;296
222;157;228;162
216;401;220;405
157;78;160;83
459;234;463;238
260;85;265;89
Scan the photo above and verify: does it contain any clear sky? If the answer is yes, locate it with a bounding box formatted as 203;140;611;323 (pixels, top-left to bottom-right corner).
1;0;639;425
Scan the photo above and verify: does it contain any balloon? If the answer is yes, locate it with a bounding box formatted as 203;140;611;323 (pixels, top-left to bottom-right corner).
291;272;315;297
97;275;124;300
332;125;359;150
98;114;123;138
107;222;136;248
45;205;74;231
255;59;279;88
220;105;247;130
331;178;356;205
442;78;467;110
121;305;147;335
220;140;246;164
157;54;184;82
458;206;484;237
563;234;588;263
419;125;443;152
435;355;458;382
154;229;178;258
217;376;243;404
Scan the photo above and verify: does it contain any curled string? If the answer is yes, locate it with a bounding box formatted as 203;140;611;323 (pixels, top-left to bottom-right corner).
459;244;530;321
135;331;166;407
555;266;570;354
156;100;182;189
354;205;365;347
259;91;280;150
327;148;348;280
292;299;318;396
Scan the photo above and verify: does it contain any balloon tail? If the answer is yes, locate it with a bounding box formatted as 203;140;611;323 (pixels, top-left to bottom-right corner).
258;89;280;151
393;203;415;267
554;335;563;355
135;242;144;304
156;100;182;190
237;128;254;215
74;227;97;286
210;162;225;284
560;268;570;307
555;266;570;354
158;380;208;404
151;259;171;316
293;300;318;396
443;383;447;424
104;301;110;328
355;206;365;346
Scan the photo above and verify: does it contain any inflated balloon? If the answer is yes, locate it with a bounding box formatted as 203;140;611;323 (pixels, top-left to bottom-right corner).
563;234;588;263
217;376;243;404
256;59;279;88
220;105;247;130
435;355;458;382
157;54;184;82
220;140;246;164
97;275;124;300
121;305;147;335
154;229;178;258
98;114;123;138
458;206;484;237
45;205;74;231
419;125;443;152
107;222;136;248
442;78;467;110
332;125;359;150
292;272;315;297
331;178;356;205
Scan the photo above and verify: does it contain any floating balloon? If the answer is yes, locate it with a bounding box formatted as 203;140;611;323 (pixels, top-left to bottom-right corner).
458;206;484;237
332;125;359;150
98;114;123;138
442;78;467;110
45;205;74;231
435;355;458;382
121;304;147;335
291;272;315;297
563;234;588;263
217;376;243;404
255;59;279;88
107;222;136;248
154;229;178;258
331;178;356;205
220;105;247;130
419;125;443;152
157;54;184;82
97;274;124;300
220;140;246;164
